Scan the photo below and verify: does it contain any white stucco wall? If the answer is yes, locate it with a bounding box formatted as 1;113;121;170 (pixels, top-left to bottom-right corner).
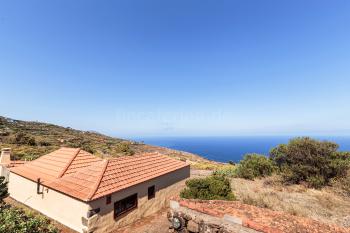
88;166;190;233
0;165;9;181
8;172;89;233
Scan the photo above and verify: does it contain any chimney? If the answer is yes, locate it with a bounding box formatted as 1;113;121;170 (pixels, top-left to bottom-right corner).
0;148;11;165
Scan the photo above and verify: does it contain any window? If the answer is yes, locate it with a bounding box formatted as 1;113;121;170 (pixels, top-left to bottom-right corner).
114;193;138;218
106;195;111;205
148;185;155;200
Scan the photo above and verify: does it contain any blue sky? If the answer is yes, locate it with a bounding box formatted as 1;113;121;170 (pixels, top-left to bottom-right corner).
0;0;350;137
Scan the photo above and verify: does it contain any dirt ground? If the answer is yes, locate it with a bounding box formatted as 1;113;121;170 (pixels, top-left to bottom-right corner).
112;208;170;233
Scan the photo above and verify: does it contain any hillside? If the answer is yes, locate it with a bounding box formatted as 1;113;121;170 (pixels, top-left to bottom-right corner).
0;116;211;165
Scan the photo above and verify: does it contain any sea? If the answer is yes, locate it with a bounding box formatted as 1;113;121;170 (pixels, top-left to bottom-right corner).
133;136;350;163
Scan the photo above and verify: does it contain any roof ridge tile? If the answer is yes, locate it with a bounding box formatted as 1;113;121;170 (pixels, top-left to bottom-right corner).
57;148;81;178
86;159;109;201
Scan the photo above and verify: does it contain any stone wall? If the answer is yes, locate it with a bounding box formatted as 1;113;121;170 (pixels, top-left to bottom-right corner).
167;200;259;233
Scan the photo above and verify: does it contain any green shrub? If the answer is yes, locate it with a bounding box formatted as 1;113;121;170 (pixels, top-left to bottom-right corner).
306;175;326;189
180;174;235;200
213;165;237;177
81;145;95;154
13;132;36;146
0;205;58;233
0;176;8;203
235;154;276;180
330;169;350;197
114;142;134;156
39;140;52;146
270;137;350;188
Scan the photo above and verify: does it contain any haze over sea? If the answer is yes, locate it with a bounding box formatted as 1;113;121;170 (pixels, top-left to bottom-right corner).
135;136;350;163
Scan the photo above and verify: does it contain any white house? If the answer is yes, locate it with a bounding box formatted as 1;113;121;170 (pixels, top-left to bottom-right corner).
2;147;190;233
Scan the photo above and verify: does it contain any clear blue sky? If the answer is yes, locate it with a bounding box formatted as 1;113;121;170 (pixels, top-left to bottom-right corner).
0;0;350;137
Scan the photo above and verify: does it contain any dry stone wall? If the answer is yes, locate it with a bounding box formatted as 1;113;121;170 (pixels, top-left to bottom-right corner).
167;200;260;233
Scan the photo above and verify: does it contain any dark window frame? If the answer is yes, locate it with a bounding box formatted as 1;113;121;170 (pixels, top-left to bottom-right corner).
106;195;112;205
148;185;155;200
114;193;138;219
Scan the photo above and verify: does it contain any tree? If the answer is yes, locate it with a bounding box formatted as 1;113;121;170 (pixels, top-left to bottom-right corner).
270;137;350;188
0;176;8;203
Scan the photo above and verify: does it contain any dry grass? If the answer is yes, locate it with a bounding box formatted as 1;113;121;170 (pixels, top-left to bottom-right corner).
231;176;350;228
190;161;231;170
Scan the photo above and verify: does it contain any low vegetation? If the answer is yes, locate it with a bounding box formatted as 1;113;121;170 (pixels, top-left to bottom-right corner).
0;176;58;233
0;176;8;203
0;116;137;160
0;205;59;233
191;161;233;171
224;137;350;191
330;169;350;197
180;174;235;200
213;164;236;177
235;153;276;180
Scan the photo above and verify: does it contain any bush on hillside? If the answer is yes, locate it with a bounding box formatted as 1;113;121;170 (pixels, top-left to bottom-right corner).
114;142;134;156
235;154;277;180
270;137;350;188
331;169;350;197
180;174;235;200
213;165;237;177
13;132;36;146
81;144;95;154
0;205;58;233
38;140;52;146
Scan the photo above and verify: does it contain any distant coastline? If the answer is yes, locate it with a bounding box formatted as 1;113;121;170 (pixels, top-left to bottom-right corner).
133;136;350;163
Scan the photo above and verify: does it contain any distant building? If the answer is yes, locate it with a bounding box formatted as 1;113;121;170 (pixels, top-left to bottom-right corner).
3;147;190;233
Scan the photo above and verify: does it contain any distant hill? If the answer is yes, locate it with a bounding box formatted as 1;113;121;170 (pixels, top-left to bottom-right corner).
0;116;211;165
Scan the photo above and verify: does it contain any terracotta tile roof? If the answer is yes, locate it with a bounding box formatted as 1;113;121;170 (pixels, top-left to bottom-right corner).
176;199;350;233
48;152;189;201
47;160;108;201
10;148;189;202
10;147;102;183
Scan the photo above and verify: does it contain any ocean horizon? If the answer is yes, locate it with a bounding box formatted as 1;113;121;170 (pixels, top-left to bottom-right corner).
133;136;350;163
